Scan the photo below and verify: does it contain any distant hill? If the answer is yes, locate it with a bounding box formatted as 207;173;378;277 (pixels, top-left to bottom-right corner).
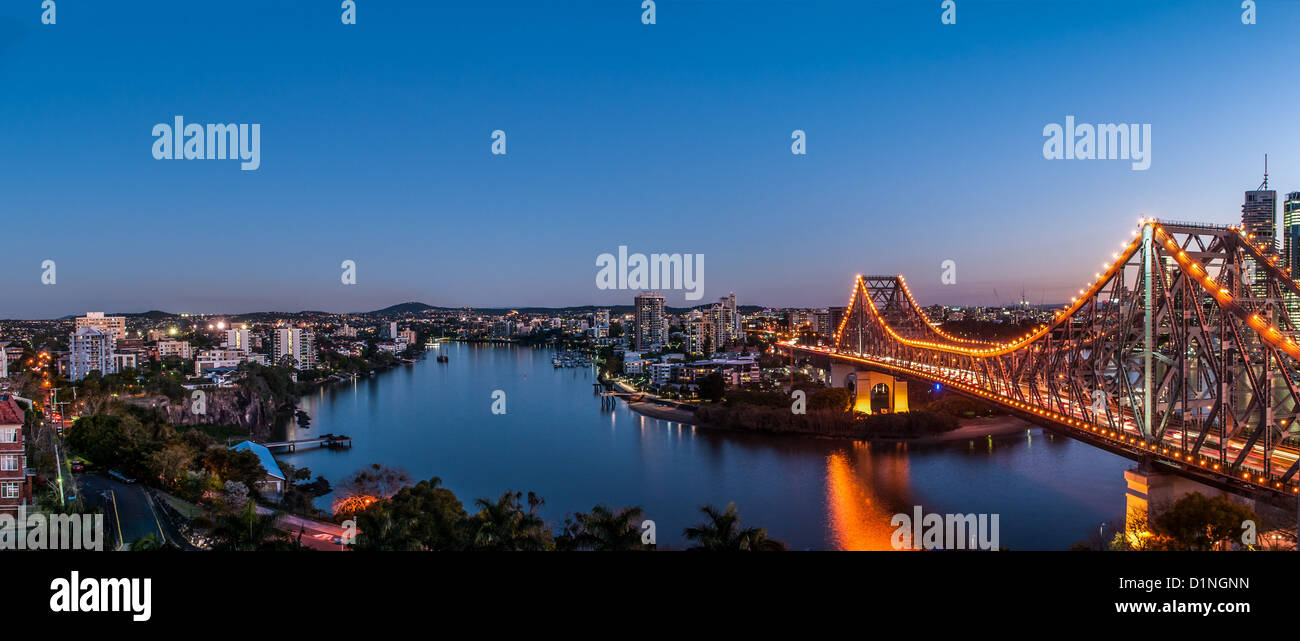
368;302;441;315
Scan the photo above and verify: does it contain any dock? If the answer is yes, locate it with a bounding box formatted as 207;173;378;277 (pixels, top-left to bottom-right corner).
261;434;353;452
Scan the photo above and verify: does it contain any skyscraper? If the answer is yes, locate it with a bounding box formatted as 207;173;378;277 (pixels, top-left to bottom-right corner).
1283;192;1300;318
1242;162;1276;298
633;292;667;350
1284;192;1300;272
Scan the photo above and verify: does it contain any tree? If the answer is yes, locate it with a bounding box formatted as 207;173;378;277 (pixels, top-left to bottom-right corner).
683;503;786;551
352;477;467;551
201;448;268;493
149;442;196;487
209;501;304;551
335;463;412;513
1149;492;1258;551
698;373;726;402
467;490;552;551
557;505;648;551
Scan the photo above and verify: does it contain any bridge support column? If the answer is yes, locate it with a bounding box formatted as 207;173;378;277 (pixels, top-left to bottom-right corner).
1123;466;1256;546
828;366;910;414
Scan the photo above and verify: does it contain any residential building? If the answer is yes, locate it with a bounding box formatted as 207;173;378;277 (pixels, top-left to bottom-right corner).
0;395;33;515
75;311;127;340
157;340;193;360
69;326;117;381
633;292;667;350
273;328;316;370
231;441;287;494
225;328;252;353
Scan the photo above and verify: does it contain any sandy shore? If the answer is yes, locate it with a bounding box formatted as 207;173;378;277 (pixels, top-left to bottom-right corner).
626;401;698;424
897;415;1034;444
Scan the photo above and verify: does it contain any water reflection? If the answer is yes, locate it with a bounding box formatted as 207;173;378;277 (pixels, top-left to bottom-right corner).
275;343;1134;550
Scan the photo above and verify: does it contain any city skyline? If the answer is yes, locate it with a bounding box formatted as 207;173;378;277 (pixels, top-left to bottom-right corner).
5;1;1300;317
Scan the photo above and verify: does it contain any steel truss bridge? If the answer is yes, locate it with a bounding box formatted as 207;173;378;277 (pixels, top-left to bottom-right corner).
782;220;1300;500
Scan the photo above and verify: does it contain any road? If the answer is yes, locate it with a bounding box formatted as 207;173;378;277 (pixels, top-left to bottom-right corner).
79;472;179;550
254;505;351;551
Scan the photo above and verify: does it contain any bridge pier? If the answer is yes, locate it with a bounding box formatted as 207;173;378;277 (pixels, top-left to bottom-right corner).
1123;464;1277;547
830;362;908;414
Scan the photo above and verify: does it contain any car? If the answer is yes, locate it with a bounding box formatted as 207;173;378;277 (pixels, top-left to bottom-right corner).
70;462;85;473
107;469;136;484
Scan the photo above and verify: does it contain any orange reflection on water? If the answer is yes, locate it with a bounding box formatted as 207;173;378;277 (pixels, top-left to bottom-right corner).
824;443;913;551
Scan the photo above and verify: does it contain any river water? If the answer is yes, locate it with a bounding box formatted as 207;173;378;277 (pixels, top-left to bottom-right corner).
276;342;1135;550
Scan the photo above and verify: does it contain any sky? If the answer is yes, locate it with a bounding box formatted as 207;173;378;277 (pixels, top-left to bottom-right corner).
2;0;1298;318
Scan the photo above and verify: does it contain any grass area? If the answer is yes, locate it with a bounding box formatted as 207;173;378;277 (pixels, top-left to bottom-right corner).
159;492;202;519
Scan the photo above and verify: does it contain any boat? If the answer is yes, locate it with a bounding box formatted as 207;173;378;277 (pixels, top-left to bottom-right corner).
437;354;449;363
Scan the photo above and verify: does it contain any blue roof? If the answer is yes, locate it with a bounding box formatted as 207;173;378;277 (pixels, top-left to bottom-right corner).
231;441;286;480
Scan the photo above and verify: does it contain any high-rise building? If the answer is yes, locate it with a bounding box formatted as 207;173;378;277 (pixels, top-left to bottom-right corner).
1242;161;1276;299
1243;162;1277;252
1283;192;1300;318
633;292;667;350
687;315;715;356
727;292;740;338
69;326;117;381
225;328;252;352
0;342;7;380
594;308;611;330
1284;192;1300;272
75;311;126;341
273;328;316;370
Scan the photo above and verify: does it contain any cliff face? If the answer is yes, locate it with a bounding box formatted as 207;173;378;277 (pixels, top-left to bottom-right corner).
129;388;281;440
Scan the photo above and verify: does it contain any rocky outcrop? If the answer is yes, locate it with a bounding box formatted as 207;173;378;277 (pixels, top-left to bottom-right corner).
126;388;282;440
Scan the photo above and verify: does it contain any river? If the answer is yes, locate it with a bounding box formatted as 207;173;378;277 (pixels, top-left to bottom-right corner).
275;342;1135;550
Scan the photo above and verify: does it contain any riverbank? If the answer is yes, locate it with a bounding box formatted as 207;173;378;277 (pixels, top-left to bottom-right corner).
626;400;698;423
624;398;1034;444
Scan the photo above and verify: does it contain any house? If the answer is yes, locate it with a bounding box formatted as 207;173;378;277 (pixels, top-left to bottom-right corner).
230;441;286;494
0;395;33;515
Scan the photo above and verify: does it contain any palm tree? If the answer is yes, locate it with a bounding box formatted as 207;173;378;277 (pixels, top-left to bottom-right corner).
684;503;786;551
129;533;167;551
564;505;647;550
209;501;301;551
468;490;552;551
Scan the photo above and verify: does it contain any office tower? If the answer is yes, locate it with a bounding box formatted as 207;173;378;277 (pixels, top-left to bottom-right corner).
1242;161;1276;298
594;308;611;330
75;311;127;340
633;292;667;350
273;328;316;370
1283;192;1300;318
1284;192;1300;272
69;326;117;381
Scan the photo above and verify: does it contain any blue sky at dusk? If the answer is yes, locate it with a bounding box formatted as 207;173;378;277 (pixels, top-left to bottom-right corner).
2;0;1298;317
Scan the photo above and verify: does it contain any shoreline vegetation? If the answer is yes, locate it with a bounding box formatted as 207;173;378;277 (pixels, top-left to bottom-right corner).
615;381;1020;444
